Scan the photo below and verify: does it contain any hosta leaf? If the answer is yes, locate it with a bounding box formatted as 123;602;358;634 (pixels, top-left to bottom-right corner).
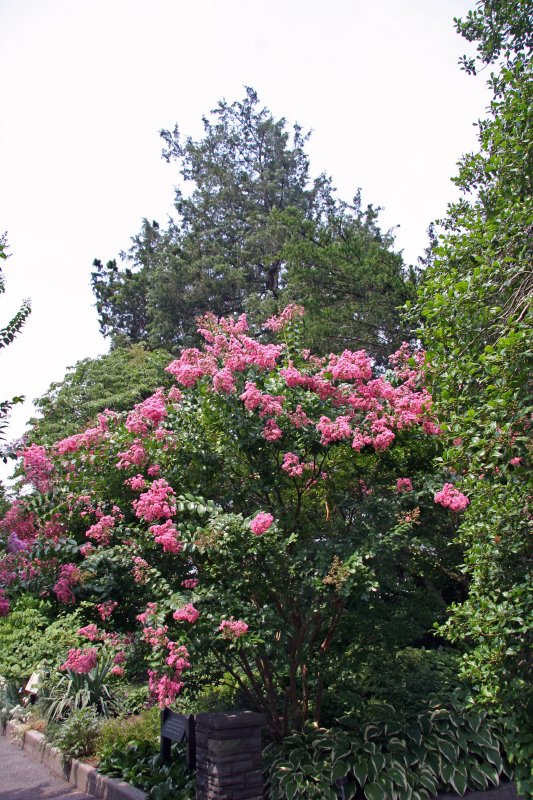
387;766;408;790
469;765;489;790
352;758;368;786
405;725;423;747
437;738;459;762
477;761;500;786
332;760;348;781
418;770;438;794
441;760;455;784
364;782;386;800
371;752;386;776
450;770;468;795
284;779;299;800
484;745;503;772
364;724;383;741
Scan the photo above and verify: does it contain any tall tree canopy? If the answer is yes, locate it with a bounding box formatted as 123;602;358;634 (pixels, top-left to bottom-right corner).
92;88;415;359
415;1;532;791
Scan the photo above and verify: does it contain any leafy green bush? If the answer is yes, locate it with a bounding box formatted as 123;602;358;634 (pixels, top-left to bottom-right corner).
322;647;463;725
46;707;102;764
96;705;160;759
0;595;82;683
98;740;195;799
265;692;510;800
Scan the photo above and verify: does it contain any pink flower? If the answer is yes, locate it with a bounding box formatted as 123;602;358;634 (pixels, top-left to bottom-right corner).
173;604;200;624
97;600;118;620
18;444;54;492
218;619;249;639
262;419;283;441
114;651;126;664
117;439;147;470
77;624;101;641
249;512;274;536
111;666;125;677
281;452;309;477
86;515;115;545
316;415;352;445
125;389;167;436
396;478;414;493
509;457;522;466
54;563;81;604
149;519;182;553
132;556;150;584
434;483;470;512
125;474;147;491
0;591;10;616
133;479;176;522
79;542;95;558
263;304;304;332
60;647;98;674
181;578;199;589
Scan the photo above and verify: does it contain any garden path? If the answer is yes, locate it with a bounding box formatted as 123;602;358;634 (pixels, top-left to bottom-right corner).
0;732;94;800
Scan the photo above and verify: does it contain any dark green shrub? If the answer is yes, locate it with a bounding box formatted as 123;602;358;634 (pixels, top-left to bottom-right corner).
265;692;510;799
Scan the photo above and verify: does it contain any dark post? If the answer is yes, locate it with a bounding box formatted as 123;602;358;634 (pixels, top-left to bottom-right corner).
195;711;265;800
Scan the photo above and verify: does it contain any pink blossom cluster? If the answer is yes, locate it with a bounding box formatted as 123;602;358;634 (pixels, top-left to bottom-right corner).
125;474;147;491
133;479;176;522
149;520;182;553
136;602;158;626
181;578;199;589
143;625;169;648
218;619;249;639
97;600;118;620
262;419;283;441
77;623;101;641
148;643;190;707
86;514;116;546
316;415;352;445
117;440;147;470
434;483;470;512
166;315;283;389
0;502;37;548
19;444;54;492
60;647;98;674
54;416;109;456
396;478;414;493
281;452;313;477
0;590;10;616
173;604;200;623
54;563;81;604
125;389;168;436
240;382;284;417
80;542;95;558
132;556;150;584
263;304;305;332
249;512;274;536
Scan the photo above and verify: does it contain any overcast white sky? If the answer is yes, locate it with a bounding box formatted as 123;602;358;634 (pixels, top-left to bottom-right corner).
0;0;488;480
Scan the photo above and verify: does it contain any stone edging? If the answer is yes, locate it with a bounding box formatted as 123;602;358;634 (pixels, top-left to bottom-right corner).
6;721;147;800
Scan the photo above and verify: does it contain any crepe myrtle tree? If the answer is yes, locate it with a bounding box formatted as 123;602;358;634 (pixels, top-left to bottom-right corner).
0;307;469;738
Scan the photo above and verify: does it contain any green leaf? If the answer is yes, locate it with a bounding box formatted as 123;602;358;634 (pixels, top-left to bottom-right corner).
332;760;348;781
364;782;386;800
352;758;368;787
436;737;459;762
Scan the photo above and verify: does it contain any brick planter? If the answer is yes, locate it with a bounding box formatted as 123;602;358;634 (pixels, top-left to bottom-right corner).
195;711;265;800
